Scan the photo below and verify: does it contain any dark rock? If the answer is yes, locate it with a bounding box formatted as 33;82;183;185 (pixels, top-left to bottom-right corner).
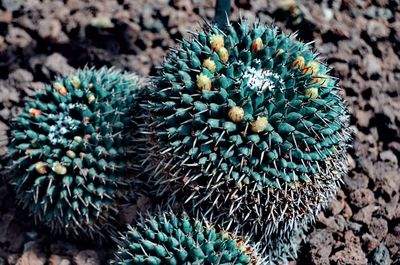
1;0;23;11
369;244;391;265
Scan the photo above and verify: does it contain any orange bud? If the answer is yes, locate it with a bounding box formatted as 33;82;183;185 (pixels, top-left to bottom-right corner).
216;47;229;63
291;56;305;68
251;37;263;52
210;34;224;51
302;61;320;75
29;108;42;117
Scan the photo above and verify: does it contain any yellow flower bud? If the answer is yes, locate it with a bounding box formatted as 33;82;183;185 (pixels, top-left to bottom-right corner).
210;34;224;51
202;58;216;73
52;162;67;175
304;87;318;99
35;162;47;175
251;116;269;133
70;76;81;89
66;150;76;159
228;106;244;123
196;73;212;91
53;82;68;96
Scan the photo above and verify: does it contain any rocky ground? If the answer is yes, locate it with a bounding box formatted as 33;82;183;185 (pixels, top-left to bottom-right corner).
0;0;399;264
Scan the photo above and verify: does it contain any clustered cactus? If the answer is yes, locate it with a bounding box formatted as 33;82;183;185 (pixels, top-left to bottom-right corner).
113;211;261;265
4;16;350;265
9;67;143;238
145;19;350;244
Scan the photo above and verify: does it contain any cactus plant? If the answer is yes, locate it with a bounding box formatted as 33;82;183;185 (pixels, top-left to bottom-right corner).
9;67;144;238
144;20;350;242
113;211;261;264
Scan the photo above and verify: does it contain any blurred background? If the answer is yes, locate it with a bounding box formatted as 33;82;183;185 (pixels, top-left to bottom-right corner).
0;0;399;264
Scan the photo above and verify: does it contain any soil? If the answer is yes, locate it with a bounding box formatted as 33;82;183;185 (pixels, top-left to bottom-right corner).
0;0;399;264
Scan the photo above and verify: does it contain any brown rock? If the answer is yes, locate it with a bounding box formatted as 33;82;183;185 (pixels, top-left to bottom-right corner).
365;54;382;79
42;53;74;78
327;199;344;216
48;255;70;265
342;201;353;219
362;233;380;252
0;11;12;23
5;27;34;48
343;172;369;190
16;243;46;265
367;20;390;40
352;205;377;225
355;109;373;128
350;188;375;208
379;150;398;165
369;217;388;241
331;231;367;265
385;233;400;256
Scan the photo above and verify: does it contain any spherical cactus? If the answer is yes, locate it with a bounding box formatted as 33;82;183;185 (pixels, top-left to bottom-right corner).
113;211;261;264
9;67;144;238
145;20;350;242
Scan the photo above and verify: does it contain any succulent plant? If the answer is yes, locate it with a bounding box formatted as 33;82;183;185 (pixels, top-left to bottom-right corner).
9;67;144;238
113;211;261;265
145;20;350;242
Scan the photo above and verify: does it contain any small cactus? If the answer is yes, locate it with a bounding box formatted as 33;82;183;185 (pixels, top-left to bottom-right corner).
9;67;144;238
144;19;350;245
113;211;261;264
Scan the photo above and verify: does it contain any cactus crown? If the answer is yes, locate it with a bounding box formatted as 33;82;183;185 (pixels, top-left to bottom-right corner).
113;212;260;265
146;20;350;239
10;67;143;238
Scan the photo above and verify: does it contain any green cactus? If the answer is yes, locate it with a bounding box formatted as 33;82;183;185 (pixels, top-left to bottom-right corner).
113;211;261;264
144;20;350;241
9;67;144;238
